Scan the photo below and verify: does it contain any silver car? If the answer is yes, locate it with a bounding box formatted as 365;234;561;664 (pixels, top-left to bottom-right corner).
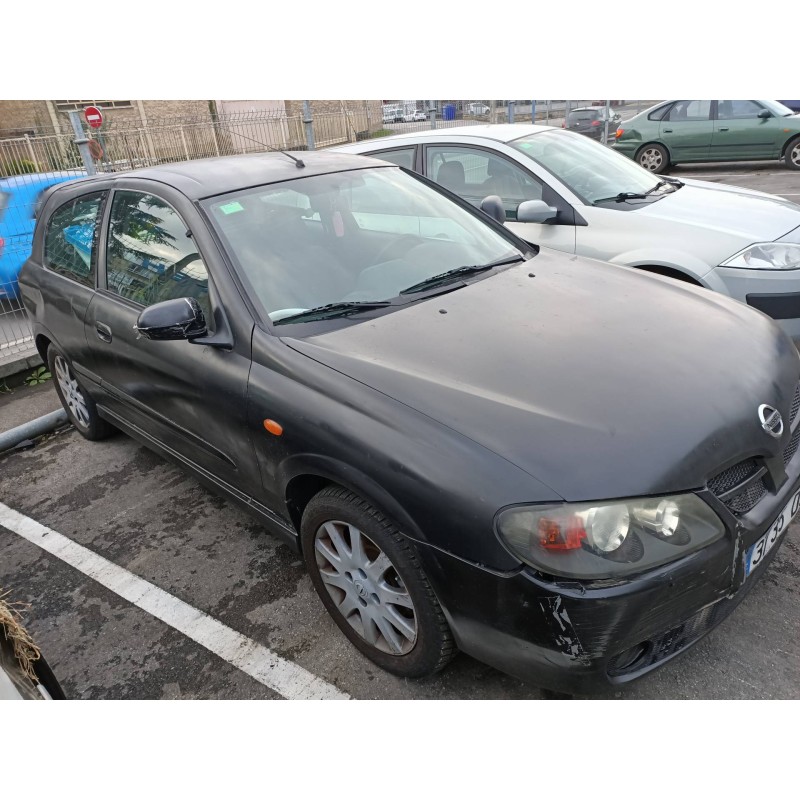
335;124;800;341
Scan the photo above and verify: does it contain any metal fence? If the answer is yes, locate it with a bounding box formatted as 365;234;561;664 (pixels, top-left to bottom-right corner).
0;100;656;374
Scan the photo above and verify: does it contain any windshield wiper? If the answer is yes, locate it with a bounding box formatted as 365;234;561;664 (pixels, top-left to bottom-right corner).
273;300;392;325
594;181;671;205
400;255;524;295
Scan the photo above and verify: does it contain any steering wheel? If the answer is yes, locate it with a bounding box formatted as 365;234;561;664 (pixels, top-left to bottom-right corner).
373;234;427;264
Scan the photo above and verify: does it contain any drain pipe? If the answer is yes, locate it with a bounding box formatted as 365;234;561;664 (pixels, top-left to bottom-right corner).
0;409;69;454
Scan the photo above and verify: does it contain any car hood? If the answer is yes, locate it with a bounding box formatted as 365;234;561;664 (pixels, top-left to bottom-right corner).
632;181;800;242
285;254;800;502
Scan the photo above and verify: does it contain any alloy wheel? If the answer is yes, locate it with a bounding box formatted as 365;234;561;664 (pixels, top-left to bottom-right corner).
54;355;90;429
314;520;418;655
639;147;664;171
791;142;800;169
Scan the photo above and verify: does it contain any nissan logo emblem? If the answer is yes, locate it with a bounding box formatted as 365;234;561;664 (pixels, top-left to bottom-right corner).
758;404;784;438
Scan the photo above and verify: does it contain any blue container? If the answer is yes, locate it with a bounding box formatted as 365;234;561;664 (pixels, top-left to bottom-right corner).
443;104;456;121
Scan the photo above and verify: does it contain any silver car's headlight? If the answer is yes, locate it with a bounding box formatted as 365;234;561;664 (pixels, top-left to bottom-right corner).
495;494;725;580
721;243;800;270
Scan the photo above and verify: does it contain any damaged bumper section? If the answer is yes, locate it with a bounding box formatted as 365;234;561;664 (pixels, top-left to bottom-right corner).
416;481;796;695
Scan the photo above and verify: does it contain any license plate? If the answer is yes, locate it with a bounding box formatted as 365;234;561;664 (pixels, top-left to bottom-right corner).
745;486;800;578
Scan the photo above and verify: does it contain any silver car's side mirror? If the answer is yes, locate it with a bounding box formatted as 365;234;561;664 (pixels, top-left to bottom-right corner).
517;200;558;223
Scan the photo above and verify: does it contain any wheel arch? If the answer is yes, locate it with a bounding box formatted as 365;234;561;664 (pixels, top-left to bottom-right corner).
282;455;428;550
780;132;800;158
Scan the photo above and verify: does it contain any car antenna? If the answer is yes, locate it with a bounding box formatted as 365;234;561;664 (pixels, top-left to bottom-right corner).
224;130;306;168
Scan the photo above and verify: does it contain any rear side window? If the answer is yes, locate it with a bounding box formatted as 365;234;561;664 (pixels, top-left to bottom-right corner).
666;100;712;122
648;103;673;121
365;147;416;169
44;192;104;288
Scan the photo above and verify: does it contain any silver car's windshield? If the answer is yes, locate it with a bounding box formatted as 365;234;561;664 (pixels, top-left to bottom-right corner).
510;129;663;204
204;166;520;322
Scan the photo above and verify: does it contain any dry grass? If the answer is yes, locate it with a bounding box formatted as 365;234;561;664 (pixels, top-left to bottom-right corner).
0;590;41;682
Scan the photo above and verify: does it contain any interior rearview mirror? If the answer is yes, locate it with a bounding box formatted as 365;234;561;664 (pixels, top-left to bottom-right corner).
516;200;558;224
134;297;207;342
480;195;506;225
758;109;772;119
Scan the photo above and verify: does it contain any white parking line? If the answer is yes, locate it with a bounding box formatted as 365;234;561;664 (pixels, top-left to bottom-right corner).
0;502;349;700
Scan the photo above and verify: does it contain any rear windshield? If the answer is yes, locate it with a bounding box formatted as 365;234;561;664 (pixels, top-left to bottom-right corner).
568;110;598;122
0;190;9;223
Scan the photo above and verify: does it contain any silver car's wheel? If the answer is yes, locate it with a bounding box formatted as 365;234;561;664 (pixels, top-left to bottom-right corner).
786;138;800;171
637;143;669;174
54;355;90;429
314;520;417;655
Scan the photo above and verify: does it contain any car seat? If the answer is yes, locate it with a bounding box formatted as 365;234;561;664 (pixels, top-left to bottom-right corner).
436;161;466;194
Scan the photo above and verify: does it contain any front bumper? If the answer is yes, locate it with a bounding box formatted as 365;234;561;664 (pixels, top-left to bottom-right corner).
416;481;796;694
705;265;800;342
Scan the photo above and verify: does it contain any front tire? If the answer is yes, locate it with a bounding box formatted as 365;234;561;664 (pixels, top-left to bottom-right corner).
301;486;456;678
636;142;670;174
48;345;115;441
785;137;800;170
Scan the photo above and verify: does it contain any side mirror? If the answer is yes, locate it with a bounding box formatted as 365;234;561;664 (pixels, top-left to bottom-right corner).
480;195;506;225
516;200;558;223
758;108;772;119
134;297;207;342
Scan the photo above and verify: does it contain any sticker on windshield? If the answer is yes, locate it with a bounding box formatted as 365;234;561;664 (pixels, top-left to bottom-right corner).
219;201;244;215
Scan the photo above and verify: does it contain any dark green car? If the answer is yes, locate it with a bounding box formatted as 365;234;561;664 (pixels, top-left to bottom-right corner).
612;100;800;174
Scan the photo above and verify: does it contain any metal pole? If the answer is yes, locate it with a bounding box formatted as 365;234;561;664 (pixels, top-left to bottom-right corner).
68;111;96;176
429;100;436;130
302;101;315;151
604;99;611;145
508;101;515;124
531;99;536;124
546;99;550;125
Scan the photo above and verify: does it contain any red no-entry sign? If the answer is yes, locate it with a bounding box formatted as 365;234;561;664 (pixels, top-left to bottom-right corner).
84;106;104;129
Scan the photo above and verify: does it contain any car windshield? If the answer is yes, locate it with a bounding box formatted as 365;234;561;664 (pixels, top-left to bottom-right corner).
510;129;664;204
203;166;521;323
763;100;796;117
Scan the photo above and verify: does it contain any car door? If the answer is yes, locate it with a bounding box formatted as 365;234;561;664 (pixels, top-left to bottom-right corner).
32;185;110;377
422;143;577;252
659;100;713;162
711;100;785;160
83;179;261;496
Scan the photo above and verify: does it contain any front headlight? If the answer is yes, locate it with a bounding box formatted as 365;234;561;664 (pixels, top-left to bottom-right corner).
721;243;800;270
496;494;725;580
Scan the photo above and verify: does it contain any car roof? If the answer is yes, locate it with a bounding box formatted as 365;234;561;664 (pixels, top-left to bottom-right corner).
45;152;393;201
568;107;601;113
339;124;556;146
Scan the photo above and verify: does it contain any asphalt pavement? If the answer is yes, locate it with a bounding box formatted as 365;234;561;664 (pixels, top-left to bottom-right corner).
1;163;799;700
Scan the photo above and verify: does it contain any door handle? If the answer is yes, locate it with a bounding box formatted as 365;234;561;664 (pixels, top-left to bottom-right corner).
95;322;112;343
663;128;673;133
718;126;729;131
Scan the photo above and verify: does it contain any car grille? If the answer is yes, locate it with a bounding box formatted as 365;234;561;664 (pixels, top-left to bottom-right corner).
707;382;800;516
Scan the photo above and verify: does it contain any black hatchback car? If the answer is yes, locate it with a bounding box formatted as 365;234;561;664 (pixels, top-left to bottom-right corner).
19;151;800;694
564;106;621;140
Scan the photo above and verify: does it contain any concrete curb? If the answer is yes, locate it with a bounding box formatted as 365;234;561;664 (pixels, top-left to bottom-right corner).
0;409;69;454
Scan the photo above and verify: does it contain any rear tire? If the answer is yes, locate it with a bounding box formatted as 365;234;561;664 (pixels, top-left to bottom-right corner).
47;345;115;441
301;486;456;678
636;143;670;174
785;137;800;171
